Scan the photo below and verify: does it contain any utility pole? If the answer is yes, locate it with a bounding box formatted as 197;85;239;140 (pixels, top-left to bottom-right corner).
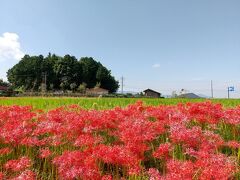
227;87;230;99
121;76;124;94
211;80;213;98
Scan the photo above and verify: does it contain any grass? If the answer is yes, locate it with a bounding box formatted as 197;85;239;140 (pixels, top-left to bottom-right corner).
1;97;240;110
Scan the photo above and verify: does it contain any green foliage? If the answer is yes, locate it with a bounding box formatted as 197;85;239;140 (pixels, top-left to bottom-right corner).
7;54;119;92
70;83;77;91
1;97;240;110
78;83;87;93
95;82;101;88
80;57;100;88
0;79;9;86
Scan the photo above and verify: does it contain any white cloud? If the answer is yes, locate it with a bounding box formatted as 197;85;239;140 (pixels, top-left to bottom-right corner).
0;32;24;62
152;63;160;68
0;32;24;81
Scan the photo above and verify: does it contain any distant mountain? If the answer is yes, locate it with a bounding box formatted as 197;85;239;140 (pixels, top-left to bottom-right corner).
197;94;210;98
162;95;172;98
177;93;201;99
117;91;139;95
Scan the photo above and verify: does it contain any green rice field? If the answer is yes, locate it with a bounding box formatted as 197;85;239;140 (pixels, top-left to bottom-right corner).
1;97;240;109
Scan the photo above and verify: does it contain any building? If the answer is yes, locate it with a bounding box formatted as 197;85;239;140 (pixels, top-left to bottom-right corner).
143;89;161;98
86;87;109;95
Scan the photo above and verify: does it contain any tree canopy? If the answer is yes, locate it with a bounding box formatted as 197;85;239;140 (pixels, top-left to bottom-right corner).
7;54;119;93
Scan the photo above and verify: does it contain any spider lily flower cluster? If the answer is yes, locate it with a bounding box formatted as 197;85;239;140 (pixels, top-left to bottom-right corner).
0;101;239;179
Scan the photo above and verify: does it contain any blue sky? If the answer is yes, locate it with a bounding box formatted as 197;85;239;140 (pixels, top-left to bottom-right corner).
0;0;240;98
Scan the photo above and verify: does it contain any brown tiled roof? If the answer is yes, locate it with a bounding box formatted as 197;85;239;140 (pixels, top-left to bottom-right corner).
143;89;160;95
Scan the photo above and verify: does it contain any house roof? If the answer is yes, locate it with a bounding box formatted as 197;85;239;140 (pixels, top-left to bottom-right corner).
143;89;161;95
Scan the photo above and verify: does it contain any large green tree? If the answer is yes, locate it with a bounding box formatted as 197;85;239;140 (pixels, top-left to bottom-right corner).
80;57;100;88
7;55;45;90
7;54;119;93
53;55;81;90
44;53;60;90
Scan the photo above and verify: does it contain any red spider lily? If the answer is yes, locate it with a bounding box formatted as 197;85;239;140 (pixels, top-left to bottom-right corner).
118;118;159;143
93;144;141;175
0;147;12;155
186;101;224;124
74;134;103;147
39;147;52;158
165;160;194;180
153;143;173;159
223;107;240;125
125;143;149;159
0;106;36;145
226;140;240;149
200;130;224;151
47;135;63;146
4;156;32;172
10;170;36;180
101;175;112;180
169;123;203;148
185;148;237;179
0;172;3;180
116;117;163;158
195;153;237;180
20;136;48;146
53;150;100;180
148;168;162;180
145;105;187;125
0;102;239;179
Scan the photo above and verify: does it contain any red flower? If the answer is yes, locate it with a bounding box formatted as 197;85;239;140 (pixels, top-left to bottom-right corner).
148;168;162;180
39;147;52;158
153;143;173;159
0;147;12;156
74;134;102;147
0;102;240;179
0;172;4;180
224;108;240;125
226;140;240;149
93;145;141;175
53;150;100;180
169;123;203;148
166;160;194;180
195;154;237;180
4;156;32;172
101;175;112;180
10;170;35;180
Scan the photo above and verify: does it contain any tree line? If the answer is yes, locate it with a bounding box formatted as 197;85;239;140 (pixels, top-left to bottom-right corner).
7;54;119;93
